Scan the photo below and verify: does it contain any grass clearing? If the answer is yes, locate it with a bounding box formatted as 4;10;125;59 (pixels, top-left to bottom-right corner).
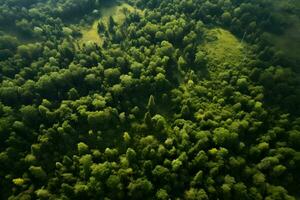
101;3;143;25
80;20;103;46
79;3;143;46
202;28;246;69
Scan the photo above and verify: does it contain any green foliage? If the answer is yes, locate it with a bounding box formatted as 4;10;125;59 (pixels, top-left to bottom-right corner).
0;0;300;199
156;189;169;200
128;178;153;199
35;189;51;199
29;166;47;180
185;188;208;200
213;127;239;147
77;142;89;155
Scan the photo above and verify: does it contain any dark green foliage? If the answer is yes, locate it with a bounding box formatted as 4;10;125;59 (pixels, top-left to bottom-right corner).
0;0;299;199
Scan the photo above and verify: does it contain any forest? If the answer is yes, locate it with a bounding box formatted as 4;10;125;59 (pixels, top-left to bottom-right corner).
0;0;300;199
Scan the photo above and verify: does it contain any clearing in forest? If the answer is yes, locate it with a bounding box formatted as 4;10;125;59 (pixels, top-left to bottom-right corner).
79;3;143;46
79;20;103;46
202;28;246;70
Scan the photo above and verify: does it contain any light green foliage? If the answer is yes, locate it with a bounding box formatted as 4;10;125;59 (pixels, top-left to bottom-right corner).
265;185;296;200
236;78;248;91
123;132;131;143
12;178;25;186
152;165;169;178
79;154;93;178
24;154;37;165
87;110;111;129
126;148;136;163
171;159;182;171
157;41;175;57
104;148;118;160
104;68;121;84
77;142;89;155
29;166;47;180
147;95;155;113
35;189;51;199
257;156;279;170
20;105;39;124
74;183;89;196
151;114;167;131
213;127;238;147
128;178;153;199
185;188;208;200
106;174;123;191
191;170;203;186
253;172;265;186
91;162;111;180
156;189;169;200
195;50;206;66
272;165;287;177
202;28;246;72
289;130;300;148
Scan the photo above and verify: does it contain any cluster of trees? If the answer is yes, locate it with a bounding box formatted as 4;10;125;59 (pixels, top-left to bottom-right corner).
0;0;115;43
0;0;299;199
133;0;300;68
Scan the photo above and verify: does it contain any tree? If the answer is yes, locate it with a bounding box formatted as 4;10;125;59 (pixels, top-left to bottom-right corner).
127;178;153;199
91;162;111;180
156;189;169;200
74;183;89;198
35;189;51;199
152;165;169;180
79;154;93;179
12;178;25;186
0;35;18;60
194;50;206;66
213;128;238;148
104;68;121;85
106;175;123;198
147;95;156;115
152;114;167;131
98;21;106;33
236;78;248;91
233;182;248;200
191;170;203;186
265;185;295;200
78;142;89;155
17;43;42;60
126;148;137;164
15;19;33;36
87;110;111;129
157;41;175;57
108;16;116;32
171;159;182;171
288;130;300;149
178;56;187;71
185;188;208;200
221;184;232;200
221;12;232;25
29;166;47;180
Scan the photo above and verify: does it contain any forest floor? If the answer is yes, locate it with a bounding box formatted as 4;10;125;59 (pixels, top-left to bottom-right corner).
79;3;143;46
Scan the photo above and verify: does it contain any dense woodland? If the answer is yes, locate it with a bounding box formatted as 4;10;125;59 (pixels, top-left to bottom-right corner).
0;0;300;199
